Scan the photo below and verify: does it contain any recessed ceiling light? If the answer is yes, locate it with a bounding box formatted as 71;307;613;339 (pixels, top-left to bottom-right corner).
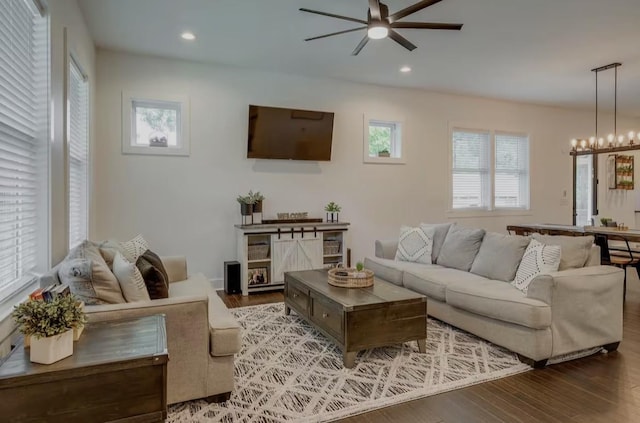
181;32;196;41
400;66;412;73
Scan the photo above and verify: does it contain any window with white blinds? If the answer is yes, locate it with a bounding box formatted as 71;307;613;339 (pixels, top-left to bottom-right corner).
0;0;48;302
452;130;491;209
495;133;529;209
68;58;89;249
451;129;530;211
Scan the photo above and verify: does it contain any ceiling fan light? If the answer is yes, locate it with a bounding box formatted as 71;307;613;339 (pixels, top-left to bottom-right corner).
368;25;389;39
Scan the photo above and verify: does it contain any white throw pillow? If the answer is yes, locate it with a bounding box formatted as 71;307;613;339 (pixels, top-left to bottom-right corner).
113;252;151;303
395;226;435;264
512;239;561;294
119;234;149;263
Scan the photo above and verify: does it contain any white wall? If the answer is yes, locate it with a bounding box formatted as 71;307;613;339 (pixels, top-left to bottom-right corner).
93;49;640;283
49;0;96;264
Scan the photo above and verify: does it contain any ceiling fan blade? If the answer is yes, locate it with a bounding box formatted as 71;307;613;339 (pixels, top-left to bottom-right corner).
305;27;367;41
388;0;443;23
388;30;417;51
351;35;370;56
391;22;463;30
368;0;382;20
299;8;367;25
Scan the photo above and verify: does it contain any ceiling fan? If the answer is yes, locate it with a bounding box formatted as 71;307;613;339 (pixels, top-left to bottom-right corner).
300;0;463;56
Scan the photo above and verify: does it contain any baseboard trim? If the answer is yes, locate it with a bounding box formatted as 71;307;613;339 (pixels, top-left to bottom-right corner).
210;278;223;290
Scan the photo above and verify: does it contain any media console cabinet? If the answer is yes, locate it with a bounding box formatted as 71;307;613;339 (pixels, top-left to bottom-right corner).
235;221;349;296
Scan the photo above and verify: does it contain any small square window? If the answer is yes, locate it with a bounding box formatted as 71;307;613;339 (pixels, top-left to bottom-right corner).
122;93;190;156
363;116;405;164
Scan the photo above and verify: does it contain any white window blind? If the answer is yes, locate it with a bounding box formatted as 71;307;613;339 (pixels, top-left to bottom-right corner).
68;58;89;249
452;130;491;209
495;133;529;209
0;0;48;302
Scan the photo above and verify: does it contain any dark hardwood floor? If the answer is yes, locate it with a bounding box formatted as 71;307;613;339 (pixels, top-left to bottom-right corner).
217;271;640;423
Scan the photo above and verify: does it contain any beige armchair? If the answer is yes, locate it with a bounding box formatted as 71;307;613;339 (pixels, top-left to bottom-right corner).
80;257;241;404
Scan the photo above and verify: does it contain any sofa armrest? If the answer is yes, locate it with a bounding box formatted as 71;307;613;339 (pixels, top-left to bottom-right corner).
375;239;398;260
526;265;623;355
161;256;188;283
85;292;212;403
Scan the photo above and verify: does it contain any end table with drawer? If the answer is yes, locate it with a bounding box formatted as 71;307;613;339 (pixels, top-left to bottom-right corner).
0;314;168;423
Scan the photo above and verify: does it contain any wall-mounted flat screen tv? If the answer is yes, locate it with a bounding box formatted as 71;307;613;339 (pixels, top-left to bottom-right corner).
247;105;334;161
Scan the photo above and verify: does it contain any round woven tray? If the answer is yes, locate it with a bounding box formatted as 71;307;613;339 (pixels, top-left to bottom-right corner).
328;268;374;288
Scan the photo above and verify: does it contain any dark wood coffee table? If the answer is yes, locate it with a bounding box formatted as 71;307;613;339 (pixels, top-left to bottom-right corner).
284;269;427;368
0;315;168;423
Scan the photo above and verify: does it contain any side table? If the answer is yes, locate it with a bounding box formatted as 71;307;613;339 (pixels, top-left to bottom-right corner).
0;314;168;423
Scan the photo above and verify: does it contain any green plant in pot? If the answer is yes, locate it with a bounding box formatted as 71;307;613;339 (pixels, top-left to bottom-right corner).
325;201;342;222
249;190;265;214
13;295;86;364
237;195;255;217
378;149;390;158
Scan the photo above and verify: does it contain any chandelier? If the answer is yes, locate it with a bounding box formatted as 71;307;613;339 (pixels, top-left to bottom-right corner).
569;63;639;156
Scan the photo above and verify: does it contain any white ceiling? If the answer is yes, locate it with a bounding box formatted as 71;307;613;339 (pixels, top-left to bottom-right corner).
78;0;640;116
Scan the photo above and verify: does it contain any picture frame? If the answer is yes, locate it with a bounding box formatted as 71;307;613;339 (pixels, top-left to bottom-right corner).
248;267;269;286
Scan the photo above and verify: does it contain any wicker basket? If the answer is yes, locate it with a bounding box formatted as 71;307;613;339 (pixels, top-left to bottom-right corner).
328;268;374;288
323;241;341;255
248;244;269;261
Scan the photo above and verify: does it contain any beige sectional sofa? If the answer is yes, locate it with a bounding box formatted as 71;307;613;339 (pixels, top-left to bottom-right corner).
365;236;624;367
41;256;241;404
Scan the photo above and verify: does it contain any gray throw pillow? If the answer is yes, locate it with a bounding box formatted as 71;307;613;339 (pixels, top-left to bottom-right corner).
531;234;594;270
470;232;530;281
419;223;452;262
436;225;486;271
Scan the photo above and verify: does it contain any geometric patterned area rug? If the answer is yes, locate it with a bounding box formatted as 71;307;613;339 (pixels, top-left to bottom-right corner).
167;302;531;423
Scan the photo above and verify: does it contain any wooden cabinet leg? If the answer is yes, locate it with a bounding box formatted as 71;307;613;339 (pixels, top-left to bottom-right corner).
285;305;291;316
343;352;357;368
417;338;426;353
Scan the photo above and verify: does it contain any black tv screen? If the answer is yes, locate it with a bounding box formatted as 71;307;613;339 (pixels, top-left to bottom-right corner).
247;105;334;161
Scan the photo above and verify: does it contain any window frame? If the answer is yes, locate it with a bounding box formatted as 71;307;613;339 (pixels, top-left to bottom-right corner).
0;0;49;308
363;115;405;164
448;125;532;216
121;92;190;156
67;53;90;250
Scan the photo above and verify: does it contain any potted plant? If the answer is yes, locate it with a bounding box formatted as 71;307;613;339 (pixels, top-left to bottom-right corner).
325;201;342;222
237;195;255;217
378;149;390;158
249;191;265;213
13;295;86;364
600;217;611;227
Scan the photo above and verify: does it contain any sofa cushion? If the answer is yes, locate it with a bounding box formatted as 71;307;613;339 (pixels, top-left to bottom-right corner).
470;232;530;282
119;234;150;263
436;225;485;271
113;252;150;303
446;278;552;329
512;239;561;294
395;225;434;264
364;256;434;286
61;240;126;304
531;234;594;270
137;256;169;299
403;267;484;302
419;222;452;262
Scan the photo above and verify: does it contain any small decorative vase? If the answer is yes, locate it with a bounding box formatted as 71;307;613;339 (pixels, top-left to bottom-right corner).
253;200;263;224
326;212;339;222
240;203;253;225
30;329;74;364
